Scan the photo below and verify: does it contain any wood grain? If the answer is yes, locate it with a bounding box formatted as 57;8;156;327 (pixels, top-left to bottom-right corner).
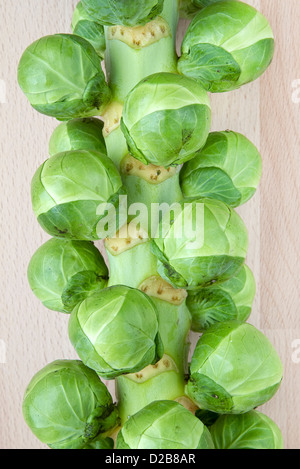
0;0;299;449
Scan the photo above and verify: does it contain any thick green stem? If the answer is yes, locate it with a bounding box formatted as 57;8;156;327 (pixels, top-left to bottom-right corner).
104;0;179;103
104;164;183;236
115;299;191;424
122;163;183;232
123;172;183;236
103;0;180;170
102;0;192;425
106;240;157;288
105;240;191;424
116;359;187;424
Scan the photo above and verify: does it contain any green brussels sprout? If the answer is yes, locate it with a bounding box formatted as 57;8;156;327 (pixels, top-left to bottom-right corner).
18;34;111;120
151;198;248;289
68;285;164;379
178;1;274;93
121;72;211;167
27;238;108;313
81;0;165;27
72;1;106;58
186;264;256;332
116;400;215;449
180;131;262;208
49;118;106;157
187;321;283;414
31;149;125;241
210;410;284;449
22;360;119;449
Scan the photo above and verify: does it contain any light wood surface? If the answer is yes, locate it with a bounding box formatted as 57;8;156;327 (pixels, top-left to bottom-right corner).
0;0;299;449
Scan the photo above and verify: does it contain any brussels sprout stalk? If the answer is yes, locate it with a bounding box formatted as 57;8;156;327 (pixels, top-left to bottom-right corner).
105;226;158;288
102;0;180;176
21;0;284;450
101;0;185;234
104;0;179;103
105;226;191;423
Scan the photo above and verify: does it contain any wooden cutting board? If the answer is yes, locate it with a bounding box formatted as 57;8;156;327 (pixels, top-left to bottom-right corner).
0;0;299;449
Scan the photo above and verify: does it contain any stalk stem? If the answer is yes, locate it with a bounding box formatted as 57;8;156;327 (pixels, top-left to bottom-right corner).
103;0;180;171
102;0;191;424
105;239;191;424
104;0;179;103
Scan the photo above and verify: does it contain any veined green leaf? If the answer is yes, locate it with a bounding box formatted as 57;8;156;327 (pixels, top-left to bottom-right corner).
178;43;241;92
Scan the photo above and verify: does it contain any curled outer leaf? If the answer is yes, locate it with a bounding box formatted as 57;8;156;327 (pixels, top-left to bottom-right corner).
180;131;262;208
72;1;106;58
186;265;256;332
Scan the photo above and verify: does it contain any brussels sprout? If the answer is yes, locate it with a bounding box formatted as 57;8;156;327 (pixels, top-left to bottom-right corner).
22;360;119;449
18;34;111;120
27;238;108;313
121;72;211;167
116;400;215;449
81;0;165;27
72;1;106;58
151;198;248;289
180;131;262;208
178;1;274;92
187;321;283;414
68;285;163;379
31;149;125;241
186;264;256;331
210;411;284;449
49;118;106;157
